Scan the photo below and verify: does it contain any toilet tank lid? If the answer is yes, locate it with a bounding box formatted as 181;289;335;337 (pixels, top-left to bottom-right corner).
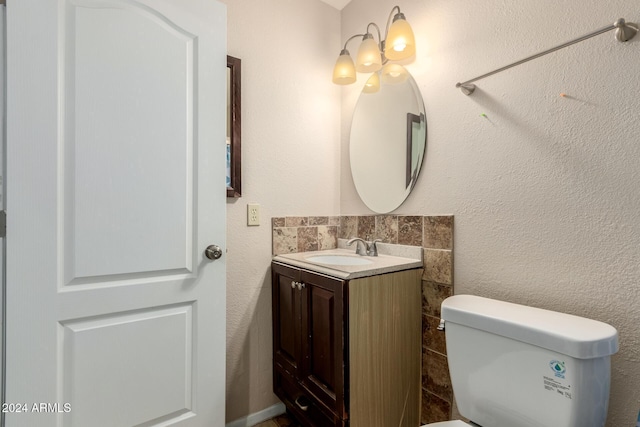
441;295;619;359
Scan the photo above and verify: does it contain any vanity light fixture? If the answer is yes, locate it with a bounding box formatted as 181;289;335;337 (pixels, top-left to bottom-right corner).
332;5;416;85
380;63;408;85
363;72;380;93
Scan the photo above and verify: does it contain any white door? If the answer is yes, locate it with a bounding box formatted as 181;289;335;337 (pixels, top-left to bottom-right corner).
5;0;226;426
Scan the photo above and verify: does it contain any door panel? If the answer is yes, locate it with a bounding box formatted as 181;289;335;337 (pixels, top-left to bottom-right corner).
299;272;345;418
5;0;226;426
61;304;194;426
65;0;195;282
278;278;297;361
272;263;302;379
309;287;336;392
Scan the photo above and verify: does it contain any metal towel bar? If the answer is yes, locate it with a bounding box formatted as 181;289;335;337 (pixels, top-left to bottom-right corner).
456;18;638;95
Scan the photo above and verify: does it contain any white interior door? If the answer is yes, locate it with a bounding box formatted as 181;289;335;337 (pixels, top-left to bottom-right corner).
5;0;226;426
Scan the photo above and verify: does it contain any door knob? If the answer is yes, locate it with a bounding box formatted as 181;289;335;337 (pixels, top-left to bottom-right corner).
204;245;223;260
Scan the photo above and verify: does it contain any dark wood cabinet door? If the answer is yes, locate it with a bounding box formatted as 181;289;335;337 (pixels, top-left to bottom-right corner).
272;263;303;380
299;270;347;420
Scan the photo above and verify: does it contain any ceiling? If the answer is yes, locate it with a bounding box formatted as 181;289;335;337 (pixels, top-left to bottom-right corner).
319;0;352;10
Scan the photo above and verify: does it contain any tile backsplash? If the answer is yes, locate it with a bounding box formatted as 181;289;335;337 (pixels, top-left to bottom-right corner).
271;216;340;254
272;214;455;424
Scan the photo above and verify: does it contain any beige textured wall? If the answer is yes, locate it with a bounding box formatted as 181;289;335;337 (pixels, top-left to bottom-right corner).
222;0;341;423
340;1;640;426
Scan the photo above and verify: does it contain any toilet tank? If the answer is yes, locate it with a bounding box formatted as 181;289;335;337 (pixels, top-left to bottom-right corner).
441;295;618;427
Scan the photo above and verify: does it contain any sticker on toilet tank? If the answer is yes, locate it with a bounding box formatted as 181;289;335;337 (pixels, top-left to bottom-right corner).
549;360;566;378
543;360;572;399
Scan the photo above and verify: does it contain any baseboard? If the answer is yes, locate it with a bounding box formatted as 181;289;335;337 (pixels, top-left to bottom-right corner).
226;402;286;427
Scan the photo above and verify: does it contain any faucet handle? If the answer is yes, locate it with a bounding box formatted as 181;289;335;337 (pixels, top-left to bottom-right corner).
368;239;382;256
347;237;368;256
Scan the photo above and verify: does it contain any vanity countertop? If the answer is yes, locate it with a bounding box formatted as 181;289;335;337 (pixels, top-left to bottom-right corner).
273;242;423;280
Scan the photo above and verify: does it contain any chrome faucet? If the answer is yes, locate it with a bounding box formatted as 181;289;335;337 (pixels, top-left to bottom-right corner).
347;237;382;256
347;237;368;255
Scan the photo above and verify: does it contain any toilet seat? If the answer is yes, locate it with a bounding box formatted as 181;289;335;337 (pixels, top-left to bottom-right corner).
422;421;470;426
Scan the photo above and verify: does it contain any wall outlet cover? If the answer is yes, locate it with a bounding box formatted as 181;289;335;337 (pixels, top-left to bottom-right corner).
247;203;260;226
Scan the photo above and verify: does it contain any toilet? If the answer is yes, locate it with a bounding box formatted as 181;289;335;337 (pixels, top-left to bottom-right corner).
423;295;619;427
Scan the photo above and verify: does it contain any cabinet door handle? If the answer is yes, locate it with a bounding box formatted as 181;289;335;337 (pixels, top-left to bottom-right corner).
290;281;305;290
294;396;309;412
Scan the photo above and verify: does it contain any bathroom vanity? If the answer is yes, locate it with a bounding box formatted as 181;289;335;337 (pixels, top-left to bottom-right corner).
271;246;422;427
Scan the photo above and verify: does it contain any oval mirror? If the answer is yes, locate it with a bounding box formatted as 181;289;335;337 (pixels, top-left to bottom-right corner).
349;67;426;213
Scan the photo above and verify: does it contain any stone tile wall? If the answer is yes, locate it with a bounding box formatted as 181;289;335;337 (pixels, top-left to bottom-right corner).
272;216;340;254
272;215;454;424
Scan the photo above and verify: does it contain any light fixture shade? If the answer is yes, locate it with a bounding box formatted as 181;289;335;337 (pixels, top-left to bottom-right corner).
332;50;356;85
381;63;408;85
356;35;382;73
363;72;380;93
384;14;416;61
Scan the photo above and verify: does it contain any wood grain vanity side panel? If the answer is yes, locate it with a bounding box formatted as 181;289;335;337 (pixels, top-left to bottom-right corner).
348;269;422;427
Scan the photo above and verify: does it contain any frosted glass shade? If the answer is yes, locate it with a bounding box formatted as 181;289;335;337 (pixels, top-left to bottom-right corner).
363;73;380;93
384;16;416;61
356;36;382;73
332;51;356;85
381;63;408;85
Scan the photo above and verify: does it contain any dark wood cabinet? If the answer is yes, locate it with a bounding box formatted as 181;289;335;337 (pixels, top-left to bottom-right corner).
272;262;346;426
272;261;422;427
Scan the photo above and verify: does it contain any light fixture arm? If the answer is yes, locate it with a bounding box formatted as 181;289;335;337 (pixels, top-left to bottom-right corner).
365;22;382;45
341;33;365;53
364;22;385;62
384;5;402;40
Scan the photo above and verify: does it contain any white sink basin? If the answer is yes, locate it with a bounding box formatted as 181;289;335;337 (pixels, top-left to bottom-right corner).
305;255;373;266
274;243;423;279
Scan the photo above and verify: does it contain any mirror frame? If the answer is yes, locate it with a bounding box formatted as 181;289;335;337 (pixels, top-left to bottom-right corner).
227;55;242;198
